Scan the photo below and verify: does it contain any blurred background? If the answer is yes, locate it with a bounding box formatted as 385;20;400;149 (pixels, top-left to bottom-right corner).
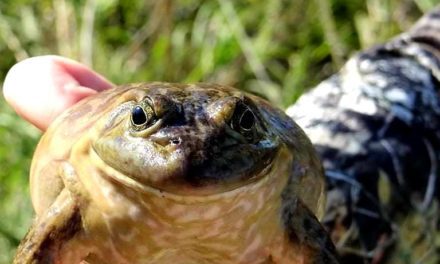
0;0;437;263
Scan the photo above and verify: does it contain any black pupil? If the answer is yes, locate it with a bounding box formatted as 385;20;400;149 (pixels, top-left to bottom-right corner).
239;109;255;130
132;106;147;125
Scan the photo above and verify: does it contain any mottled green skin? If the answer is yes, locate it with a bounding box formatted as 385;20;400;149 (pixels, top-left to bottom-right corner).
14;83;337;263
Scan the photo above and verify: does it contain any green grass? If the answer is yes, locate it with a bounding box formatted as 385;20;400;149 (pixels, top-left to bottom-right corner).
0;96;38;263
0;0;437;263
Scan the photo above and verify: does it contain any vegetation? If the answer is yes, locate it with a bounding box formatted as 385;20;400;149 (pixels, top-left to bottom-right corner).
0;0;437;263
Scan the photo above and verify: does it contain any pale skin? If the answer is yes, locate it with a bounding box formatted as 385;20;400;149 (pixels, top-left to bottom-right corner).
3;55;113;130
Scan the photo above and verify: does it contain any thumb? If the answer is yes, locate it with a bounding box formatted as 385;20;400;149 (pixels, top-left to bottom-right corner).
2;55;113;131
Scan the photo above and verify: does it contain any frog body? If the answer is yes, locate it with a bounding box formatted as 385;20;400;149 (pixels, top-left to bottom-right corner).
14;83;337;264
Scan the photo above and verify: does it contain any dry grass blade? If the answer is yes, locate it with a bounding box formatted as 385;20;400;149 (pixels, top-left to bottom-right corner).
80;0;97;66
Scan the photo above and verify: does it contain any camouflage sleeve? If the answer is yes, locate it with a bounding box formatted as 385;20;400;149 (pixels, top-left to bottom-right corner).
287;6;440;263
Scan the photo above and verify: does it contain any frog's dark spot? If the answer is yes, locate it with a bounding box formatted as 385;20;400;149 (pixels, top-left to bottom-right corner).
303;217;312;231
316;224;327;238
319;251;331;263
266;255;275;263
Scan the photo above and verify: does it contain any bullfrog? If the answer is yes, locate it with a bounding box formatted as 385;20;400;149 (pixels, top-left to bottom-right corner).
14;83;338;263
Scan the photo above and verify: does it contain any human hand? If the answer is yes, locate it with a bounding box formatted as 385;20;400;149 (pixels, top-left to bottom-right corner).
3;55;113;131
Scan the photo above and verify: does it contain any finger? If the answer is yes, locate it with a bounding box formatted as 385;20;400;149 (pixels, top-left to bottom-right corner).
3;55;113;131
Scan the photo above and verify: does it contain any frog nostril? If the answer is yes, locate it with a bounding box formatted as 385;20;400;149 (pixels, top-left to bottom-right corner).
171;138;182;145
150;134;182;146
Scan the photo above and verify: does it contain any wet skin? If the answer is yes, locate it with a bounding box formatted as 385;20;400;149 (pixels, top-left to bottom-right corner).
14;83;338;263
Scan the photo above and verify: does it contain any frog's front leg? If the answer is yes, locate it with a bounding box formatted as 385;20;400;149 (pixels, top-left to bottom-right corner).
14;162;88;264
282;197;340;264
13;188;81;264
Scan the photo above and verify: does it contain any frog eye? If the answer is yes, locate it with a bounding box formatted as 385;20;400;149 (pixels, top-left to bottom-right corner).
130;100;155;130
238;107;255;131
231;102;256;133
131;106;147;125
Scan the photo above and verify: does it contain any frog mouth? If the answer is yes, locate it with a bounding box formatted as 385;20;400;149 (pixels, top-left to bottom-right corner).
183;139;279;187
90;146;279;201
92;121;280;196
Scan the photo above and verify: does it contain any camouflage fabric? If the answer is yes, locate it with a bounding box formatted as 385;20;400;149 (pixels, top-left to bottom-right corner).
287;6;440;264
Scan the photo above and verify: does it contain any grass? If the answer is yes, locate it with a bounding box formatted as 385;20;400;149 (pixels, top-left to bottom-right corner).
0;96;38;263
0;0;437;263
